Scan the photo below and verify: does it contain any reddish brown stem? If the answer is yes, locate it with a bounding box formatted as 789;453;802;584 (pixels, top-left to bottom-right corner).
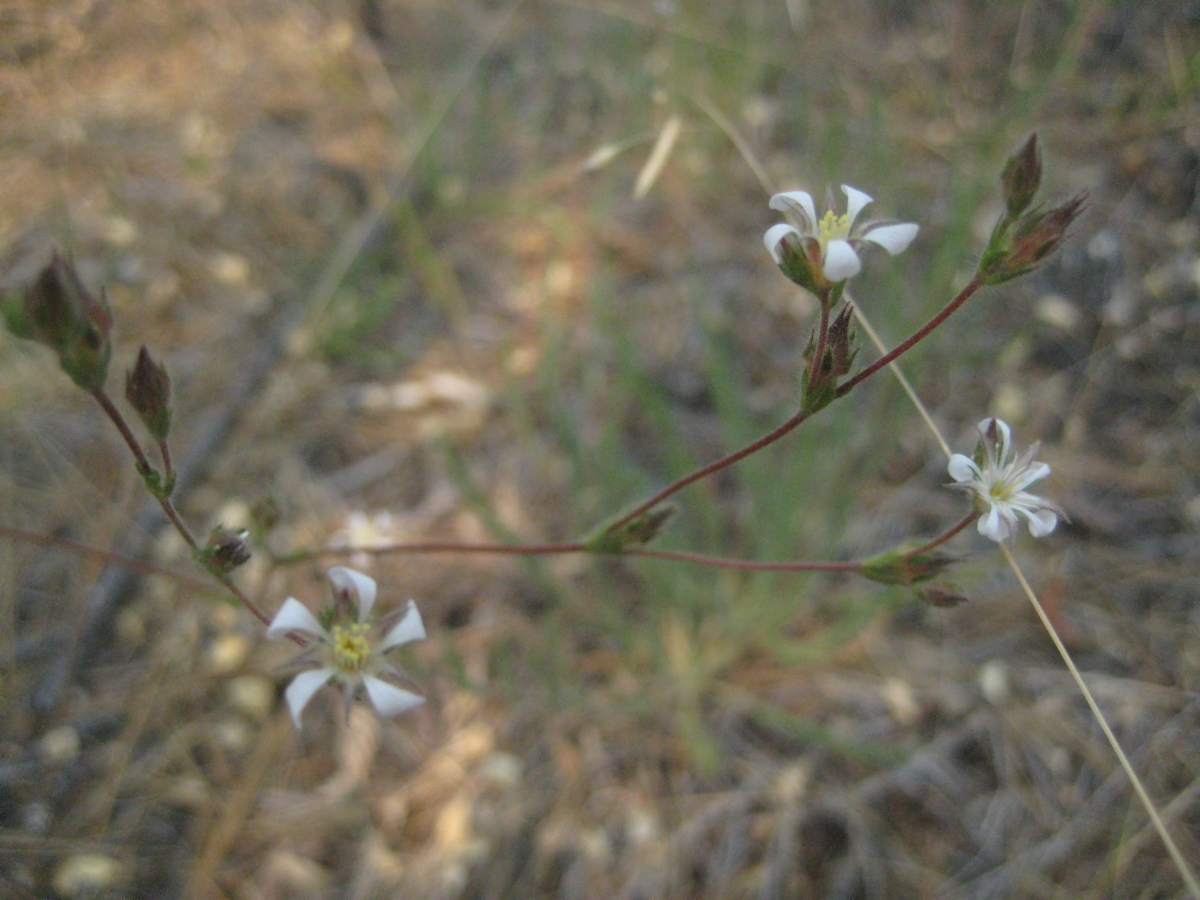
329;540;589;558
158;438;174;483
625;547;861;572
835;275;984;397
903;511;978;558
90;387;278;632
0;524;212;592
604;280;983;537
605;407;813;534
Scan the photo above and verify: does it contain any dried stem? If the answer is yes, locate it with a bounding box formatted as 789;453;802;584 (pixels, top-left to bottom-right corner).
1001;544;1200;900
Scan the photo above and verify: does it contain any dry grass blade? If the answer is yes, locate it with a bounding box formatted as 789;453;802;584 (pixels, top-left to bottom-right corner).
1001;543;1200;899
633;114;683;200
183;712;292;899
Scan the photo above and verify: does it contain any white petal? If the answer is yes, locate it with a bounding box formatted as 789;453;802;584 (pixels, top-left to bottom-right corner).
266;598;328;641
380;600;426;651
362;675;425;717
285;668;335;727
977;506;1010;542
822;240;861;281
328;566;377;621
1011;461;1051;492
947;454;981;483
763;223;801;264
1022;507;1058;537
769;191;817;231
861;222;918;255
841;185;873;226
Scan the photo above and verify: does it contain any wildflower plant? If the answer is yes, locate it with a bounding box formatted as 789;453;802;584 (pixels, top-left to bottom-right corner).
6;133;1196;896
0;134;1084;703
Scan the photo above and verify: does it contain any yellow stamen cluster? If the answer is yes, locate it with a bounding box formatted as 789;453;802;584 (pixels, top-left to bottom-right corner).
331;623;372;673
818;209;851;248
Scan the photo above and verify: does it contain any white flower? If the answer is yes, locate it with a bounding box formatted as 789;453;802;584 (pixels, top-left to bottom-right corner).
267;566;427;727
764;185;919;283
948;418;1062;543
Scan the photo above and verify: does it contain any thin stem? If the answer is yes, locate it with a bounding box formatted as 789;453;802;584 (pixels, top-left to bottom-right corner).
90;387;278;633
0;524;212;593
323;540;589;558
604;277;971;537
90;388;155;483
835;274;984;397
903;511;978;558
1000;544;1200;900
625;547;860;572
850;302;953;458
158;438;174;483
605;407;812;534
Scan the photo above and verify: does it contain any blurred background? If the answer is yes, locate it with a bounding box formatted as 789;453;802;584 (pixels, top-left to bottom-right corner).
1;0;1199;897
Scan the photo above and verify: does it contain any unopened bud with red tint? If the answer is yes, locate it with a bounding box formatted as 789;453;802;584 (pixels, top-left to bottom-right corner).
979;191;1088;285
125;345;172;442
1000;134;1042;218
826;303;858;378
3;251;113;390
859;546;954;586
588;504;677;554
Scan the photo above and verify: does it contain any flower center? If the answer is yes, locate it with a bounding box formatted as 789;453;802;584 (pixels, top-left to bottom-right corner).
818;209;851;248
330;623;372;673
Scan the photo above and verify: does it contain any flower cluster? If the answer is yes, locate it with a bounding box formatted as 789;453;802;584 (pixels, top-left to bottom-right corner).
949;418;1062;542
764;185;918;286
267;566;427;727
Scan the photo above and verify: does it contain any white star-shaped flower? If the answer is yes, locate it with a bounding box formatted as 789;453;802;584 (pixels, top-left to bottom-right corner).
948;418;1063;542
267;566;427;727
764;185;919;283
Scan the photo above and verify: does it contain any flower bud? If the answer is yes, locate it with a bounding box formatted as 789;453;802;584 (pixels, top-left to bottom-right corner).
917;584;970;607
799;304;856;415
826;304;858;378
198;527;252;576
1000;134;1041;218
979;191;1088;285
859;547;953;586
3;251;113;390
125;345;172;442
766;225;827;294
587;504;677;554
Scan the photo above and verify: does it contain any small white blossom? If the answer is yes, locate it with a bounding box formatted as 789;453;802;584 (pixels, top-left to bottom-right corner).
949;418;1062;542
267;566;426;727
764;185;919;283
